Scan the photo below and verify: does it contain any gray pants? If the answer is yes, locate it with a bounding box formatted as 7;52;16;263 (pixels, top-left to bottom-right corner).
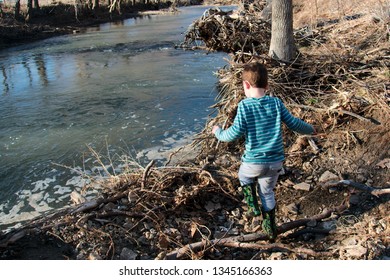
238;161;284;211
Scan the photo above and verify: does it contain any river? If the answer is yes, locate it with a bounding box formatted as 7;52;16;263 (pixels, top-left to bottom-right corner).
0;6;232;231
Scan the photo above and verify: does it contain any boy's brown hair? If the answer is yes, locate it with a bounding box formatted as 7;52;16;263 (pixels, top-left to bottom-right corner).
242;62;268;88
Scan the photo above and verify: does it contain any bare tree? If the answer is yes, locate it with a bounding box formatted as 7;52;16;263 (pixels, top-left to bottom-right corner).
93;0;99;11
74;0;82;21
34;0;40;10
25;0;33;21
109;0;122;14
268;0;297;61
14;0;21;19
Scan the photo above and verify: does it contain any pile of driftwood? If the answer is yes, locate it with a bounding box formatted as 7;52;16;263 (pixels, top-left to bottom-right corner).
179;6;271;54
1;4;390;260
1;151;389;260
189;7;389;158
1;152;388;260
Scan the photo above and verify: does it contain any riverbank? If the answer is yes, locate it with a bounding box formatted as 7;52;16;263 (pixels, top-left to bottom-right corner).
0;2;182;50
0;1;239;50
1;0;389;261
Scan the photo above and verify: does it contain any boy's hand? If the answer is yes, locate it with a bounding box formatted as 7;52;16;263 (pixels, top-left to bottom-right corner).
212;125;220;134
312;125;317;135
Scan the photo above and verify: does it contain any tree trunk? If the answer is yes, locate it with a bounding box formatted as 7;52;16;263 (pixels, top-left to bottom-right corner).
260;0;272;21
93;0;99;11
26;0;33;21
14;0;21;19
268;0;297;61
74;0;81;21
33;0;40;9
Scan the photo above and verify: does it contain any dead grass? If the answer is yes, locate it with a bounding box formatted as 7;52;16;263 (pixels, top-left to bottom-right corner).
0;0;389;261
294;0;390;28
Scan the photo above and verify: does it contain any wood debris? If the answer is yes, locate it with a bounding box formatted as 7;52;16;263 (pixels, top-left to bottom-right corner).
1;1;389;260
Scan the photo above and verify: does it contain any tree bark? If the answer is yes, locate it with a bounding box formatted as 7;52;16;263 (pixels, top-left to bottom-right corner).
14;0;21;19
26;0;33;21
260;0;272;21
268;0;297;61
93;0;99;11
33;0;40;10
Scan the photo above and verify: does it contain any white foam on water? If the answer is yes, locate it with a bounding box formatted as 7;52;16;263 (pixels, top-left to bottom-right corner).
66;176;89;187
31;176;56;192
53;185;72;195
1;128;203;232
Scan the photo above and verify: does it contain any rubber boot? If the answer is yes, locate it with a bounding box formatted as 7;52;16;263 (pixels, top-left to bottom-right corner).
242;184;261;217
261;207;277;241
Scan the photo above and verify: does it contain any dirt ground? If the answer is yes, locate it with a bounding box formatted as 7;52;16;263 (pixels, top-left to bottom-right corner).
0;0;389;260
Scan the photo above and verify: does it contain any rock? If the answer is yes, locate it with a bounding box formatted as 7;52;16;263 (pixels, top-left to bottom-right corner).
319;171;339;183
345;245;367;258
320;220;337;231
103;202;116;211
120;248;138;260
342;236;358;246
376;158;390;169
293;182;311;191
285;203;299;214
205;201;221;212
349;194;360;205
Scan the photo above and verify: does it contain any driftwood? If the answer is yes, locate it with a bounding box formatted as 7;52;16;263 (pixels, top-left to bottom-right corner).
219;242;332;258
1;3;389;261
324;180;390;197
289;104;380;124
165;204;347;259
141;160;155;189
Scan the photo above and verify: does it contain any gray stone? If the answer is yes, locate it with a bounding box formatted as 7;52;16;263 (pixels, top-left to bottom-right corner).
349;194;360;205
319;171;339;183
293;182;311;191
120;248;138;260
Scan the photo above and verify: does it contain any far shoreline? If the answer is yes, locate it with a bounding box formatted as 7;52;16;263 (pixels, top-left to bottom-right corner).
0;2;237;51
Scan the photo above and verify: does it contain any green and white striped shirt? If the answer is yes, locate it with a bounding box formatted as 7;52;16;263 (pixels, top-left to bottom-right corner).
214;96;314;163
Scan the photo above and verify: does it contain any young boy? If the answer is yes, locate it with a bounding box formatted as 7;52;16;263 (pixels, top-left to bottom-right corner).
212;62;315;240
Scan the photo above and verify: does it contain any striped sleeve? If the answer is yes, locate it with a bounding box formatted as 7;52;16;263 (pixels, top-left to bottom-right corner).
214;102;246;142
280;100;314;135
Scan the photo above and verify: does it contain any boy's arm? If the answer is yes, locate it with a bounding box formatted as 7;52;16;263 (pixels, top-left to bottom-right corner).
280;102;315;135
213;103;246;142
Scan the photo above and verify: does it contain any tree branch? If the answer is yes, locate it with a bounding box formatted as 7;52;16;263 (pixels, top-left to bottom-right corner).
165;204;347;259
324;180;390;197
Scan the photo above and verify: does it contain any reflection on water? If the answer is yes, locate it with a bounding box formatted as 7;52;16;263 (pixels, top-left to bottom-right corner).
0;6;233;230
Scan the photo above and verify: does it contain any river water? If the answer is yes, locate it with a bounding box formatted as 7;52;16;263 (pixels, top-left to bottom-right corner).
0;6;231;230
